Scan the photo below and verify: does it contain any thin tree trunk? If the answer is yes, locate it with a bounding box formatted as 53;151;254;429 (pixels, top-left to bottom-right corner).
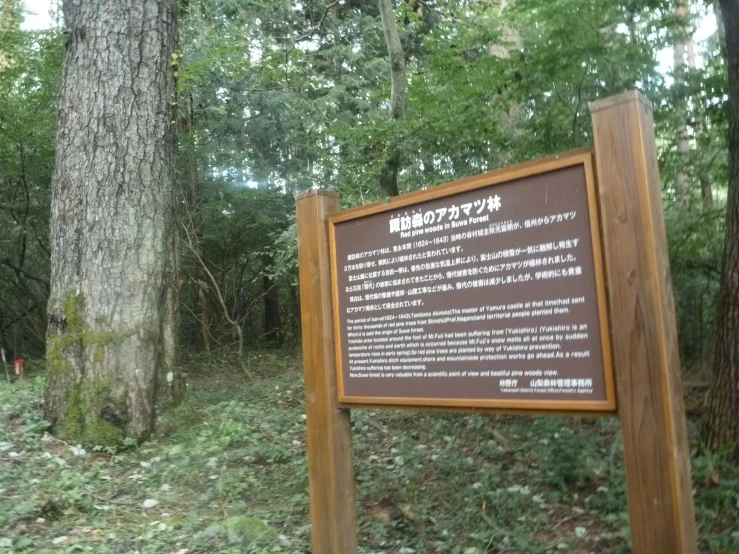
682;6;715;211
289;277;300;338
714;0;727;56
487;3;523;162
197;284;212;352
182;93;212;354
700;168;715;212
378;0;406;198
262;272;282;345
673;0;691;203
704;0;739;459
45;0;178;445
181;220;252;379
692;57;715;212
190;207;211;353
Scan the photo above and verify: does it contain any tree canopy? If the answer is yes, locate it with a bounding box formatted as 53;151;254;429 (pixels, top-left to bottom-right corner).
0;0;734;448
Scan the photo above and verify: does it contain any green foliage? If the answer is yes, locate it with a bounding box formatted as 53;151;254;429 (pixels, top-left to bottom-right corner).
1;354;737;552
204;516;279;545
543;423;598;492
0;21;62;356
0;0;731;375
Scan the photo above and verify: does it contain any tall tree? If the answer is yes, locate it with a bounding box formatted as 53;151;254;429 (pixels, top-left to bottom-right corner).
378;0;407;197
705;0;739;458
673;0;691;203
45;0;179;445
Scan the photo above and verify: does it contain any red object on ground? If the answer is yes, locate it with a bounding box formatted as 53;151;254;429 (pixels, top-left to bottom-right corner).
14;359;24;379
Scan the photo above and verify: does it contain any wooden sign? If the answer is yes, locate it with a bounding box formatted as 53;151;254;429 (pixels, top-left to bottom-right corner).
296;90;697;554
328;153;615;412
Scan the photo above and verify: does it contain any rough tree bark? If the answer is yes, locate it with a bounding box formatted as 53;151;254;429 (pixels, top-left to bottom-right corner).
45;0;178;445
378;0;407;198
704;0;739;459
158;227;185;408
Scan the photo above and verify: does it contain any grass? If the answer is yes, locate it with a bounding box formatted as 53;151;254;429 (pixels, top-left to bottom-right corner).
0;351;737;553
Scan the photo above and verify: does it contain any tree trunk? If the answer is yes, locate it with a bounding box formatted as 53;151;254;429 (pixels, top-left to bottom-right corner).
694;67;715;212
289;277;300;338
196;282;212;353
45;0;178;446
714;0;727;56
673;0;691;203
704;0;739;459
157;228;185;408
378;0;406;198
681;4;715;211
182;94;212;354
262;272;282;345
700;168;715;212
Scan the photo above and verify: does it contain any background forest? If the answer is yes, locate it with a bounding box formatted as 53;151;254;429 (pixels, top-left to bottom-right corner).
0;0;737;553
0;0;730;369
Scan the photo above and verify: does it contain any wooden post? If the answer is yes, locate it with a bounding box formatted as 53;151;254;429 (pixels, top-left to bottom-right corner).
590;91;698;553
295;190;358;554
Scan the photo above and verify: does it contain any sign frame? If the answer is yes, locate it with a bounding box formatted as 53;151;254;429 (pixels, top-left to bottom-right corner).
327;150;616;413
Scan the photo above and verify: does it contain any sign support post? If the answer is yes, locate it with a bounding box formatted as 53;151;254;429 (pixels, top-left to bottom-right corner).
295;190;358;554
590;91;698;553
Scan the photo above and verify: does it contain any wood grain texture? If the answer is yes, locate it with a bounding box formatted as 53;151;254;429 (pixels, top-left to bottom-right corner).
590;91;697;554
296;191;358;554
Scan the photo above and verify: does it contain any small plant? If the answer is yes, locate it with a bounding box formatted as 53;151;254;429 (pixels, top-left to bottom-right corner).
545;426;593;492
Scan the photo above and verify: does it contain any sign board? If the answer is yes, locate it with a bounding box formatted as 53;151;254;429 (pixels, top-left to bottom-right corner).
298;92;697;554
329;152;615;411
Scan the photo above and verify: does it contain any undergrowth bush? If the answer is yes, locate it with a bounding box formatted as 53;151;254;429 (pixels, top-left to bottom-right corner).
0;355;737;553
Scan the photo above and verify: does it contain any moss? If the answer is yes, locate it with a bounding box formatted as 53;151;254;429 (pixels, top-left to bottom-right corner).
57;388;83;440
47;336;73;375
58;412;124;447
93;347;105;363
48;292;132;375
61;291;85;330
47;292;132;447
47;292;86;376
56;377;125;447
81;416;125;446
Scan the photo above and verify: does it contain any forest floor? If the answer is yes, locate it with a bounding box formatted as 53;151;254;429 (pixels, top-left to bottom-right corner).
0;351;737;554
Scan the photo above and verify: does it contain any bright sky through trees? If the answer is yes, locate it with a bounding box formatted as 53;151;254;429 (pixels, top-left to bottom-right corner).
22;0;716;73
20;0;53;30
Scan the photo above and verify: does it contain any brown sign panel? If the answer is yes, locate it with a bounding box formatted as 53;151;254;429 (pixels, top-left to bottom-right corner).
328;151;615;412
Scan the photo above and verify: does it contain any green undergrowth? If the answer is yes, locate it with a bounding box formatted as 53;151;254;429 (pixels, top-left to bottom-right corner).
0;352;737;553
